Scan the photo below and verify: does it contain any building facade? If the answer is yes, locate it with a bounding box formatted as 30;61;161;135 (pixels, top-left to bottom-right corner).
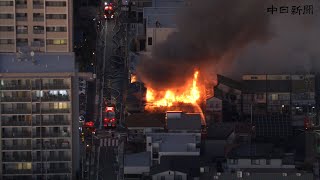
0;0;73;53
0;53;79;180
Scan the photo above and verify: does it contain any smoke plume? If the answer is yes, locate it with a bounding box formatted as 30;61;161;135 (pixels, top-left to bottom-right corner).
137;0;272;89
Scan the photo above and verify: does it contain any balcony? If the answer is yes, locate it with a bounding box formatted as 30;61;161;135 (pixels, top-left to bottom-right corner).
46;156;71;161
41;109;70;114
2;120;32;126
2;109;31;114
16;4;27;9
47;168;71;174
0;84;31;90
3;169;32;174
41;95;70;102
2;145;31;150
1;97;31;102
32;143;71;150
42;84;69;90
33;4;44;9
3;155;32;162
2;132;32;138
33;29;44;34
42;120;70;125
33;17;44;21
16;16;28;21
33;132;70;138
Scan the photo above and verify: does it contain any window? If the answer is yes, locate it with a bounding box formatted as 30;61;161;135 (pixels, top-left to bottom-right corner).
16;13;27;21
16;25;28;34
33;26;44;34
251;159;260;165
46;14;66;19
46;26;67;32
228;159;238;165
0;13;14;19
47;39;67;45
266;159;271;165
45;1;66;7
0;26;14;31
147;37;152;45
33;13;44;21
16;38;28;46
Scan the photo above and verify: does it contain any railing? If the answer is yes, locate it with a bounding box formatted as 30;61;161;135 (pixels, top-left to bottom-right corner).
1;97;31;102
3;169;32;174
33;143;71;150
33;17;44;21
17;42;29;47
2;109;31;114
33;132;70;138
32;84;41;89
16;4;27;8
2;132;32;138
33;4;44;9
42;84;70;90
0;84;31;90
47;168;71;173
41;96;70;102
46;156;71;161
16;17;28;21
41;109;70;114
16;30;28;34
2;145;31;150
2;121;31;126
42;120;70;125
33;29;44;34
3;155;32;162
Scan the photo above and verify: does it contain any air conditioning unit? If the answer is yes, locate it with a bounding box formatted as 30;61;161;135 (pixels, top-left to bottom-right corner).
246;172;250;176
216;172;221;176
282;173;287;176
237;171;243;178
213;176;219;179
296;173;302;176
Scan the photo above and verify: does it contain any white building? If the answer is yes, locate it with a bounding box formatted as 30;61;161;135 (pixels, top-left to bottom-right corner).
146;133;200;165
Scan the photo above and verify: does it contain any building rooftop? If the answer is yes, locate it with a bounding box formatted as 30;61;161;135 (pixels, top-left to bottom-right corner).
206;123;234;140
227;143;284;159
148;133;199;152
167;112;202;131
144;7;179;28
124;152;151;167
0;53;75;73
126;113;165;128
150;155;200;177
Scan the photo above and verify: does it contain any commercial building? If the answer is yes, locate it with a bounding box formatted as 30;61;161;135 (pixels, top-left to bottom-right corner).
0;53;79;180
0;0;73;53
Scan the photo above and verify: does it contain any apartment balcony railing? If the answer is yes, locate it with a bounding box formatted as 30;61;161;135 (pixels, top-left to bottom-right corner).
16;17;28;21
33;132;70;138
3;169;32;174
31;41;45;47
16;4;27;8
0;84;31;90
32;143;71;150
42;84;69;90
42;120;70;125
41;96;70;102
2;132;32;138
17;42;29;47
32;84;41;89
2;145;31;150
41;109;70;114
33;4;44;9
3;156;32;162
1;97;31;102
17;29;28;34
47;168;71;173
2;121;32;126
2;109;31;114
46;156;71;161
33;17;44;21
33;29;44;34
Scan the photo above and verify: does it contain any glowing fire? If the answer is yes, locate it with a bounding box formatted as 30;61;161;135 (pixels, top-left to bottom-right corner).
146;71;201;107
131;74;137;83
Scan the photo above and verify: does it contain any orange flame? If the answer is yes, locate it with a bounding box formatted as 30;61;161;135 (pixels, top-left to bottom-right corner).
131;74;137;83
146;71;201;107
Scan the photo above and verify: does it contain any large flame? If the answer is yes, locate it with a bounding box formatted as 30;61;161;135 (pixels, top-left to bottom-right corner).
146;71;201;107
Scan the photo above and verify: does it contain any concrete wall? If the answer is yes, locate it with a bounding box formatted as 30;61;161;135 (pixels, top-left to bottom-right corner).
152;171;187;180
124;166;150;174
146;28;177;52
227;159;295;169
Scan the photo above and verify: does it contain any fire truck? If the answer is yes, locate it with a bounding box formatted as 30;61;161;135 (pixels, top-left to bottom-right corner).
103;106;117;128
82;121;96;138
104;2;115;20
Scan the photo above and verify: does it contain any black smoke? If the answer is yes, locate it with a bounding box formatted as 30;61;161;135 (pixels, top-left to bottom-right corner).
137;0;272;89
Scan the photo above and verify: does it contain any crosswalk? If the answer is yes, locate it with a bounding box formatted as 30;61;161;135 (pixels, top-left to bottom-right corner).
99;138;119;147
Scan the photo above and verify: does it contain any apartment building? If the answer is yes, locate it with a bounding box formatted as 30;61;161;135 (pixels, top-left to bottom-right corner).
0;53;79;180
0;0;73;53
